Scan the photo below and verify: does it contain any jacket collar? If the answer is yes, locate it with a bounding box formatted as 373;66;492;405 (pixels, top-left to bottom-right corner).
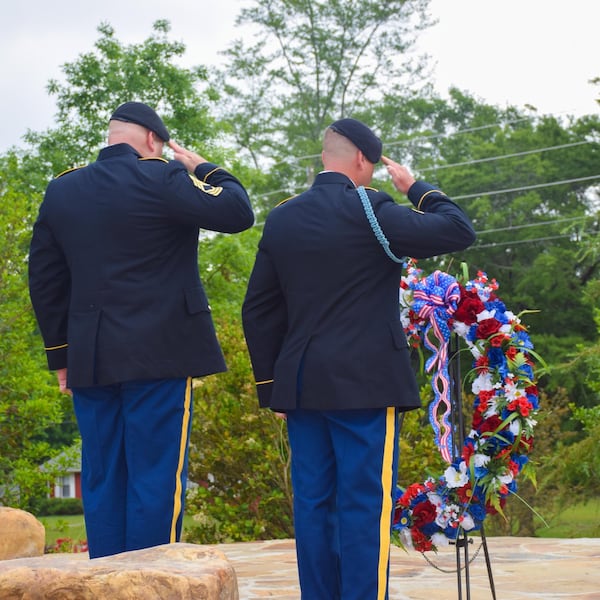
97;143;142;161
313;171;356;188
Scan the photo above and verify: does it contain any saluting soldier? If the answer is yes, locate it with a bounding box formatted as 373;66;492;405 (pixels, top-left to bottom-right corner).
28;101;254;558
242;118;476;600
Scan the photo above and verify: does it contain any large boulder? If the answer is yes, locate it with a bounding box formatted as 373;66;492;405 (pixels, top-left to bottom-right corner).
0;543;238;599
0;507;45;560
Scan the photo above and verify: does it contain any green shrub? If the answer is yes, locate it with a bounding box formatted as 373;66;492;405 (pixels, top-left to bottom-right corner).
30;497;83;517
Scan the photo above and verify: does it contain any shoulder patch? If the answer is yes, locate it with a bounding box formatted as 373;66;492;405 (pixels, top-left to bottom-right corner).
139;156;169;163
55;166;84;179
189;173;223;196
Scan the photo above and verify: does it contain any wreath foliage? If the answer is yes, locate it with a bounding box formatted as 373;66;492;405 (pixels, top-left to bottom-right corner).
393;261;542;552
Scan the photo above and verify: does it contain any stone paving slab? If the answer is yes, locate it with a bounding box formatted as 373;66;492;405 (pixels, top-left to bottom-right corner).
210;537;600;599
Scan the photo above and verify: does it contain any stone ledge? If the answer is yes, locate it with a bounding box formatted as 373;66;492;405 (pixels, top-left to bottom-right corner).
0;543;238;600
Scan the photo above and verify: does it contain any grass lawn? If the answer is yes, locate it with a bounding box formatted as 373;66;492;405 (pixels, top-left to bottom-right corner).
40;514;197;550
534;499;600;538
39;501;600;551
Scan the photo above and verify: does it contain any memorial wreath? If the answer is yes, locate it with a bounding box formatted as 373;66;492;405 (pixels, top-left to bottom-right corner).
393;260;542;552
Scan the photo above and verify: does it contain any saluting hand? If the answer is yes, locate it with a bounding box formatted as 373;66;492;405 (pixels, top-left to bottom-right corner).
381;155;416;195
168;140;208;172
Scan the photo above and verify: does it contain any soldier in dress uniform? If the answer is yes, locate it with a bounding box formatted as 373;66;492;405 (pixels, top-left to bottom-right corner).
28;101;254;558
242;118;476;599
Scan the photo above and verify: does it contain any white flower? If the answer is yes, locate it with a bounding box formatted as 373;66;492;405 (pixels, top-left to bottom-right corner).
399;528;414;551
473;453;490;468
452;320;471;337
477;309;496;321
431;532;451;547
509;420;521;436
444;462;469;489
483;399;499;418
427;492;443;507
504;380;526;402
460;512;476;531
472;373;494;394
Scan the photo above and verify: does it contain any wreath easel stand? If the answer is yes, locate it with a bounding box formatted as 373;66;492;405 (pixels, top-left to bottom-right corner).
448;333;497;600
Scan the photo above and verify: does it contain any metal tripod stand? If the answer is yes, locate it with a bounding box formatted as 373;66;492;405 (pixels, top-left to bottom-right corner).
449;333;497;600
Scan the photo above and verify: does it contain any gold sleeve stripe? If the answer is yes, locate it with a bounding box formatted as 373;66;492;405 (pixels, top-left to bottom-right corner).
203;166;222;181
417;189;446;211
45;343;68;351
256;379;274;385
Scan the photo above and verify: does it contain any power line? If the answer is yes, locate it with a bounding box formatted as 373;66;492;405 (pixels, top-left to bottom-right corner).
453;175;600;201
469;233;582;250
418;141;593;172
274;115;541;166
476;215;589;235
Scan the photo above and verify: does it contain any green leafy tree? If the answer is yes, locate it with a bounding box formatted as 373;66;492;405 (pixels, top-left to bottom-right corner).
218;0;434;205
23;20;221;178
0;152;70;508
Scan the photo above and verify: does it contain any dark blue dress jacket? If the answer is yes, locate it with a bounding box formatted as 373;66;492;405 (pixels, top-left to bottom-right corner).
242;171;476;412
29;143;254;388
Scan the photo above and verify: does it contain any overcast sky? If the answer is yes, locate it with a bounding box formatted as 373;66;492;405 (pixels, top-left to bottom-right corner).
1;0;598;152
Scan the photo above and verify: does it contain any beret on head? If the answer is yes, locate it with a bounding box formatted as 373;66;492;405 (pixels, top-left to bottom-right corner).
110;101;170;142
328;117;382;163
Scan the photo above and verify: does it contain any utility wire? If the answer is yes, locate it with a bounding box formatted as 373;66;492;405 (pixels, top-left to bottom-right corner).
419;141;593;172
469;233;583;249
476;215;589;235
274;115;540;166
453;175;600;201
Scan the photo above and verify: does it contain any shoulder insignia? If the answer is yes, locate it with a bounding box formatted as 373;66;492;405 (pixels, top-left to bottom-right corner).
189;174;223;196
139;156;169;163
364;186;379;192
275;194;298;208
55;166;84;179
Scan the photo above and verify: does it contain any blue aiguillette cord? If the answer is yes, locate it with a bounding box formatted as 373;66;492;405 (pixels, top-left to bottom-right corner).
357;186;404;264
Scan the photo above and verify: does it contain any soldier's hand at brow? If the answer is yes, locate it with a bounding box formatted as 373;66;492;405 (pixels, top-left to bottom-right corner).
381;155;416;195
168;140;208;172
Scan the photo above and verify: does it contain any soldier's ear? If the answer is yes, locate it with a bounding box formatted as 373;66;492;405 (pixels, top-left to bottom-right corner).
147;131;164;156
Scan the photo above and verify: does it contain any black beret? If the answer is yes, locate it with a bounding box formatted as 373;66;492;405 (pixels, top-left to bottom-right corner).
110;101;170;142
328;118;382;163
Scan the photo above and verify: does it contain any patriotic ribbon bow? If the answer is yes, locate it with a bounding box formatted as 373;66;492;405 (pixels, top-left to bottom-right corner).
410;270;461;463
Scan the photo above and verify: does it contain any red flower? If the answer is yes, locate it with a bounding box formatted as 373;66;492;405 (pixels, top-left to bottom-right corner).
453;291;485;325
507;397;533;417
506;346;518;360
412;500;437;527
478;389;495;403
475;355;490;368
456;482;474;504
476;318;502;339
411;528;434;552
400;483;426;505
479;415;503;435
490;334;508;347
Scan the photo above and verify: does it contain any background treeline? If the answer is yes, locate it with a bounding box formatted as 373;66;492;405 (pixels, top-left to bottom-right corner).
1;0;598;542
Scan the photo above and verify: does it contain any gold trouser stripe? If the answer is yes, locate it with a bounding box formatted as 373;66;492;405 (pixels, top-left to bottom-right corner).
377;407;396;600
170;377;193;542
